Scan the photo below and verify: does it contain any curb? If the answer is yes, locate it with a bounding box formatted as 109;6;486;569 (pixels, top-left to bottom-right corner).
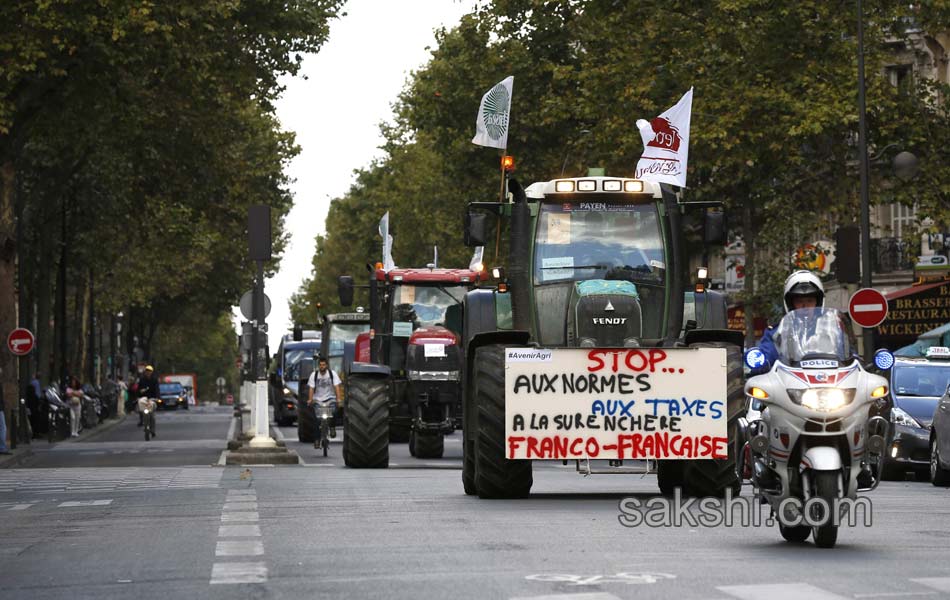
0;414;130;469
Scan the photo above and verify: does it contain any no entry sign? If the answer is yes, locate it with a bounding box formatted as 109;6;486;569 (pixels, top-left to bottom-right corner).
7;328;35;356
849;288;889;328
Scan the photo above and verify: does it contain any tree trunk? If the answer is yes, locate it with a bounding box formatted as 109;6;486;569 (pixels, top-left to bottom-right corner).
35;216;53;384
0;160;18;442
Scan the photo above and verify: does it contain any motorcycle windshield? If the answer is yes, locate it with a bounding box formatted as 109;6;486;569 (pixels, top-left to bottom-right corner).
773;308;857;366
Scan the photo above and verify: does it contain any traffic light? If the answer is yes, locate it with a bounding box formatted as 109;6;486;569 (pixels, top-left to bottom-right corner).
835;226;860;284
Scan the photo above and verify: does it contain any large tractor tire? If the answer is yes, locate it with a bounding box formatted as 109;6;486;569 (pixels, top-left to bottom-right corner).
681;342;744;498
344;375;390;468
656;460;685;496
462;375;478;495
473;344;533;499
414;432;444;459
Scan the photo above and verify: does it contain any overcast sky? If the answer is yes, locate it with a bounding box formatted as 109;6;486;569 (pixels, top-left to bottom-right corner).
234;0;476;350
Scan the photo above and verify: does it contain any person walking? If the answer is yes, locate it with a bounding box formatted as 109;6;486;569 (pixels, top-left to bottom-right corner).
65;376;84;438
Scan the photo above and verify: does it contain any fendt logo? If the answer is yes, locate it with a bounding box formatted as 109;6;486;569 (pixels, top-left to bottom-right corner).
593;317;628;325
646;117;681;152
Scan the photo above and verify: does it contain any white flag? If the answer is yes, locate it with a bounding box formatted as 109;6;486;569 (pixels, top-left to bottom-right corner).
469;246;484;271
634;88;693;188
472;76;514;149
378;212;395;272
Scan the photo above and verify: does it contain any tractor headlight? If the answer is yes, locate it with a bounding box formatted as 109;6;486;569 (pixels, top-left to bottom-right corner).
787;388;854;412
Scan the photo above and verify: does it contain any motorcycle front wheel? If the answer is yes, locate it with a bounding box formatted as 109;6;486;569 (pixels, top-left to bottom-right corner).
811;471;839;548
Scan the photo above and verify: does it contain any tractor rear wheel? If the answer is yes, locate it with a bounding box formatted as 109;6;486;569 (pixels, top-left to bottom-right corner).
473;344;532;499
343;375;389;468
681;342;743;497
414;433;444;459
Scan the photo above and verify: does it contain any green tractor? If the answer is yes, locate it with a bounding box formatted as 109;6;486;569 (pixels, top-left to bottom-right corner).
460;175;744;499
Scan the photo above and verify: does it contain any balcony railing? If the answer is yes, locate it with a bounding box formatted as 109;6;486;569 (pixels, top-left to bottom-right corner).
871;237;916;273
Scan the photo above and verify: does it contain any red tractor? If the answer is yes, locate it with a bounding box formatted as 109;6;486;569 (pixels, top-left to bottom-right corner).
338;265;485;467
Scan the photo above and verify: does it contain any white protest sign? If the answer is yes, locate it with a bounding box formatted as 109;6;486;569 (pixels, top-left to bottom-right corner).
504;347;728;460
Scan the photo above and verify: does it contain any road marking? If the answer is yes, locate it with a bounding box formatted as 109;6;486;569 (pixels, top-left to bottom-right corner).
510;594;621;600
227;489;257;496
718;583;849;600
217;450;228;466
216;541;264;557
8;504;34;511
227;414;237;441
221;511;258;522
210;562;267;584
270;426;285;441
222;502;258;511
855;593;937;598
218;525;261;537
58;499;113;507
911;579;950;593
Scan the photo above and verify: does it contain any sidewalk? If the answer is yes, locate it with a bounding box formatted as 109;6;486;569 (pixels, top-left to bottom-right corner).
0;414;129;468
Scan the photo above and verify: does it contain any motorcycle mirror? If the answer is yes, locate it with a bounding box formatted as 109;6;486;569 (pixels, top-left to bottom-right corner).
744;347;768;371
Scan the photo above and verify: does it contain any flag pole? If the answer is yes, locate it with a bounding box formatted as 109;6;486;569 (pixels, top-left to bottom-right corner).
495;150;507;261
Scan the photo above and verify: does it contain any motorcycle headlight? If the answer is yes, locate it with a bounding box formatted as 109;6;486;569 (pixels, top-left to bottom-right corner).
787;388;854;412
890;407;922;428
283;387;294;397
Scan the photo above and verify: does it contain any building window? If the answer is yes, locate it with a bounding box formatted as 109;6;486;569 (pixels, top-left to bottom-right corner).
890;202;916;239
886;64;914;93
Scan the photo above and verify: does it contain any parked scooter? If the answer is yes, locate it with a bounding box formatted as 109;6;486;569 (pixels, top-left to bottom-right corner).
742;308;889;548
80;387;99;430
45;385;71;443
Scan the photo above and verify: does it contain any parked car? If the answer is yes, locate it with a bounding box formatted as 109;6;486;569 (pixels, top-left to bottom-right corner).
881;347;950;480
157;382;188;411
929;376;950;486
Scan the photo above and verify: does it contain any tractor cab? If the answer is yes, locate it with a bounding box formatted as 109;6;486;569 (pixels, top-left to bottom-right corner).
338;265;485;467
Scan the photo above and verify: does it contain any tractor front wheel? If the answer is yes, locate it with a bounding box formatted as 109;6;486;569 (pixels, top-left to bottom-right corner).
473;344;532;499
343;376;390;468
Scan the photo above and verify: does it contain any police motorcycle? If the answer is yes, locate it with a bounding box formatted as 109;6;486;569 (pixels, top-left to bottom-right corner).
741;307;890;548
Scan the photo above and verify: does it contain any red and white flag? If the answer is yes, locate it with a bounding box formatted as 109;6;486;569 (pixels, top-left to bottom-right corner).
635;88;693;188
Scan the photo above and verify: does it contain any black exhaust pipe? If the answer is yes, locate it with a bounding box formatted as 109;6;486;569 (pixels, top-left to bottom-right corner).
508;179;532;332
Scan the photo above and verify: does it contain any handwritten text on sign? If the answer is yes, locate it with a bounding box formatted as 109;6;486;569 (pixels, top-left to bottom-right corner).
505;348;728;460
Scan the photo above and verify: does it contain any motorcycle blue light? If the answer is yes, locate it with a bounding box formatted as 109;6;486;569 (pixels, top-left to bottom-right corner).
745;347;766;369
873;349;895;370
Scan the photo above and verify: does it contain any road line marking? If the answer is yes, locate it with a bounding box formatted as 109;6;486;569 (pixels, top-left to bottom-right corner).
227;489;257;496
218;525;261;537
8;504;34;511
221;511;258;522
854;593;937;598
210;562;267;584
910;579;950;593
510;594;621;600
58;499;113;507
718;583;849;600
222;502;258;511
217;450;228;466
215;541;264;556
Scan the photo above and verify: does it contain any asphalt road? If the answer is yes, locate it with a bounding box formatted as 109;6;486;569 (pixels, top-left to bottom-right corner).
1;407;949;599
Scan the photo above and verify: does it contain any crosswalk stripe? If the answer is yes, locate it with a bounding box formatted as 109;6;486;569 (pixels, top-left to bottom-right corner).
718;583;850;600
215;541;264;557
221;511;258;522
222;502;258;511
210;562;267;584
218;525;261;537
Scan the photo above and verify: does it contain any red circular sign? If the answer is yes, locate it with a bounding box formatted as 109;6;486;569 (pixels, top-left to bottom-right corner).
7;328;35;356
849;288;889;328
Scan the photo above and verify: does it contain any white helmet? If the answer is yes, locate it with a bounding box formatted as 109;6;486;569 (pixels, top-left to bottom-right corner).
782;270;824;313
